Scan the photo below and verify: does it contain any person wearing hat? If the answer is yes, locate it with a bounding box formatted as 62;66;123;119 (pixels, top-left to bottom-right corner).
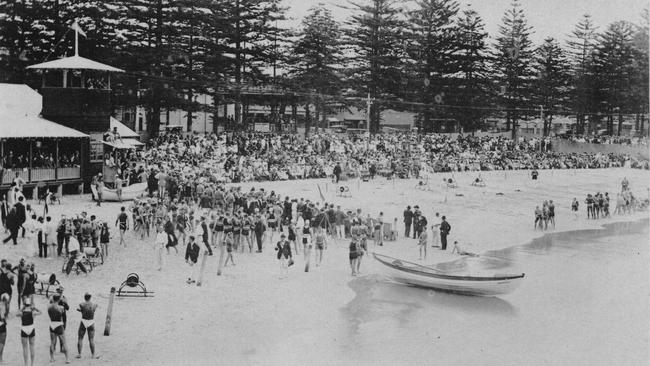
403;206;413;238
439;216;451;250
275;233;292;279
185;235;200;283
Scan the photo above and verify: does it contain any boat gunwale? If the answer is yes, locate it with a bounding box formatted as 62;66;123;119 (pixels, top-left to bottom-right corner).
373;253;525;282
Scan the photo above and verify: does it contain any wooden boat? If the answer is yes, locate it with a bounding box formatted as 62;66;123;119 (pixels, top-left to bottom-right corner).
101;182;147;202
372;253;524;297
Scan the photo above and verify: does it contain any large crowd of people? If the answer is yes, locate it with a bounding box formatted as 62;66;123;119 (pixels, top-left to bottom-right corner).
556;134;648;146
105;131;648;199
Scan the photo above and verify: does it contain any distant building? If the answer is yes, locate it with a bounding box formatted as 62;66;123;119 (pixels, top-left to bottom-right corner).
327;106;415;130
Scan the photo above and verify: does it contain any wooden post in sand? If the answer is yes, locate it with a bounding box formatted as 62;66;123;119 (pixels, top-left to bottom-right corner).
104;287;116;336
197;251;209;286
216;242;226;276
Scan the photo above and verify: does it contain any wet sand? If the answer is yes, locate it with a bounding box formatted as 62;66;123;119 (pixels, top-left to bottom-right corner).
342;219;649;366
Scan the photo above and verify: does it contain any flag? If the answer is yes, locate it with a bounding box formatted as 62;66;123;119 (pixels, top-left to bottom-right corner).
70;21;87;38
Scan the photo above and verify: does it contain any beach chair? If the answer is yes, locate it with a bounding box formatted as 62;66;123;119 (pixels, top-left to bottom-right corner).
117;273;154;297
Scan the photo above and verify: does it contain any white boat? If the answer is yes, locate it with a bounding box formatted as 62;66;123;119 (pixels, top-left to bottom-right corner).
101;182;147;202
372;253;524;297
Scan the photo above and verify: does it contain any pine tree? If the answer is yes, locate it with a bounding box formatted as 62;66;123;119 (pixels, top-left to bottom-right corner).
344;0;407;133
593;21;637;135
492;0;535;138
533;38;571;136
220;0;286;126
451;7;491;131
630;9;649;135
566;14;598;134
109;0;184;137
405;0;459;133
289;5;343;135
0;0;49;83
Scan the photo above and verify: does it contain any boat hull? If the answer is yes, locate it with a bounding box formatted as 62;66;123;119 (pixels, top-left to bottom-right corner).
373;254;524;297
101;183;147;202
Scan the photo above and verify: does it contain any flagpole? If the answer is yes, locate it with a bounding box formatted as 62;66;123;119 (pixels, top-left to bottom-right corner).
74;23;79;56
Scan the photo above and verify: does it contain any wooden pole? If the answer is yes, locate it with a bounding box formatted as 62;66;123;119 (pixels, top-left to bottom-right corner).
216;241;226;276
104;287;116;336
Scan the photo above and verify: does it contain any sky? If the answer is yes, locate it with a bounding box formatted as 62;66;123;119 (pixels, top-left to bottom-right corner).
281;0;648;44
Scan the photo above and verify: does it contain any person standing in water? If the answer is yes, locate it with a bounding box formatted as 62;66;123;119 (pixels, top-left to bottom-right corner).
76;293;99;359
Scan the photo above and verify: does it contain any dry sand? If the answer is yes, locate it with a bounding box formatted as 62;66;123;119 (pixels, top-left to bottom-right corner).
0;168;647;366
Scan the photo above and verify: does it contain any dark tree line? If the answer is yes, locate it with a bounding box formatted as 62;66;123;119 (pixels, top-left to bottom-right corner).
0;0;647;136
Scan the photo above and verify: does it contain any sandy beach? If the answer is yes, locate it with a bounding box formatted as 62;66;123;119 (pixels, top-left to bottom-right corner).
0;167;648;366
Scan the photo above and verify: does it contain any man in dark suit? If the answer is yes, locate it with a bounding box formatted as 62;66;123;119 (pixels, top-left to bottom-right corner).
282;197;292;222
333;163;342;183
14;196;26;238
2;207;19;244
440;216;451;250
403;206;413;238
0;195;8;232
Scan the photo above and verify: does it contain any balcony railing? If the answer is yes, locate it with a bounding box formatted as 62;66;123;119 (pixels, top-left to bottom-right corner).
57;167;81;180
0;167;81;185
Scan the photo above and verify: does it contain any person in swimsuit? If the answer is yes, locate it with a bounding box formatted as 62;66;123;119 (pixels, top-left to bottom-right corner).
266;209;277;244
287;222;298;255
77;293;99;359
302;220;313;271
571;198;579;219
115;206;129;247
224;232;235;267
0;293;8;363
21;263;36;310
534;206;543;230
241;214;253;253
548;200;556;228
15;259;27;308
18;298;40;366
349;236;359;276
418;226;428;260
0;261;14;317
314;227;327;267
48;293;70;363
356;233;368;274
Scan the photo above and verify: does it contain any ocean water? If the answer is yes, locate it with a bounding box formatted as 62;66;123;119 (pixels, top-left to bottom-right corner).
338;220;649;366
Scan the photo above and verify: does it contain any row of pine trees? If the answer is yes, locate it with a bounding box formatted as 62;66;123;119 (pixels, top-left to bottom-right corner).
0;0;648;136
